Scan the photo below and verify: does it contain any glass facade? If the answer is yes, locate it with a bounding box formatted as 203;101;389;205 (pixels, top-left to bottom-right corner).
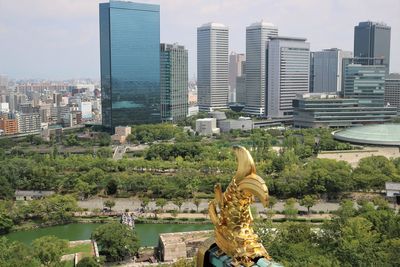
160;43;188;123
343;63;386;107
293;93;397;128
354;21;391;74
100;1;160;129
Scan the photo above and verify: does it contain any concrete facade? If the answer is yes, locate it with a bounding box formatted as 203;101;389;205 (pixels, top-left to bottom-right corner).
195;118;220;135
197;23;229;111
312;48;352;93
218;117;253;132
158;231;213;262
244;21;278;115
267;36;310;118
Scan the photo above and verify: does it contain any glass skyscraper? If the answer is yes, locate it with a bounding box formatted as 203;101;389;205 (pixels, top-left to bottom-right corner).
99;1;160;129
160;43;188;123
354;21;391;74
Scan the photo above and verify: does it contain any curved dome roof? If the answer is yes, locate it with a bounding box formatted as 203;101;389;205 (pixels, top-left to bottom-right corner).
333;124;400;146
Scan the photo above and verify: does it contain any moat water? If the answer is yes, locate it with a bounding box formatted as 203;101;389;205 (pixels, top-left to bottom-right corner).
5;223;213;246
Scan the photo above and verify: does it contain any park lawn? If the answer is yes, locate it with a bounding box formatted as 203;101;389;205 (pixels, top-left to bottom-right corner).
64;259;74;267
65;243;93;257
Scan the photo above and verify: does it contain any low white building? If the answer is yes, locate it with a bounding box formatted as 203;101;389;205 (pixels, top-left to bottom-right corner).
385;182;400;197
195;118;220;136
218;117;253;133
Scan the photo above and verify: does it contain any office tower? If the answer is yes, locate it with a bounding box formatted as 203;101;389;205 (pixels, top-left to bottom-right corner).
99;1;160;129
312;49;352;93
160;43;188;122
354;21;391;73
385;73;400;111
236;61;246;104
197;22;229;111
266;36;310;118
229;52;246;102
309;52;315;92
244;21;278;115
343;59;386;107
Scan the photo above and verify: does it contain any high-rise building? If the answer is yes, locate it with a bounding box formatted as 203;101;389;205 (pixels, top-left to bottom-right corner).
197;22;229;111
228;52;246;102
312;48;352;93
16;113;41;134
236;61;246;104
385;73;400;111
244;21;278;115
343;59;386;107
99;1;160;129
354;21;391;73
266;36;310;118
309;52;315;93
160;43;188;122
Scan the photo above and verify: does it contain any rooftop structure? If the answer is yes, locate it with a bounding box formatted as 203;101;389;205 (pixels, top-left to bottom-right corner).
158;230;213;262
333;124;400;146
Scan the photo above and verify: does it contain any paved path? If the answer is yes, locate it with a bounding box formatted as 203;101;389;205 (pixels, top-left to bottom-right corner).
113;145;127;160
318;146;400;167
78;197;340;213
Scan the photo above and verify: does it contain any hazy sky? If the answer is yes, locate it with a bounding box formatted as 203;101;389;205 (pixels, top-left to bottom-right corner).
0;0;399;80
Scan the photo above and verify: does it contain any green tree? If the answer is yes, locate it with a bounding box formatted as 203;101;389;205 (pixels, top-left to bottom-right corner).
173;197;184;212
103;199;116;211
32;194;79;224
338;217;382;266
92;222;139;262
0;237;40;267
106;178;118;195
141;197;150;211
193;198;201;212
32;235;68;267
283;198;298;219
267;196;278;209
96;147;113;158
0;176;14;199
76;256;101;267
156;198;167;212
299;195;318;215
0;212;13;234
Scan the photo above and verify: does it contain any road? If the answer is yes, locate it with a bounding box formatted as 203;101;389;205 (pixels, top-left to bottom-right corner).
78;197;340;213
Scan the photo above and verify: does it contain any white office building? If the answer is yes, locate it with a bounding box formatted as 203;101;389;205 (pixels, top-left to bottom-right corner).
197;22;229;111
80;101;92;119
244;21;278;115
267;36;310;118
312;48;352;93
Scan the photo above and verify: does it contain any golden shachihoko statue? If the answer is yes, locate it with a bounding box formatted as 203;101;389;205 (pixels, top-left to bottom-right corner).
197;146;271;267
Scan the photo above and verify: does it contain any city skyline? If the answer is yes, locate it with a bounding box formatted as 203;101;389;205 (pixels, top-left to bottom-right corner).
0;0;399;80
